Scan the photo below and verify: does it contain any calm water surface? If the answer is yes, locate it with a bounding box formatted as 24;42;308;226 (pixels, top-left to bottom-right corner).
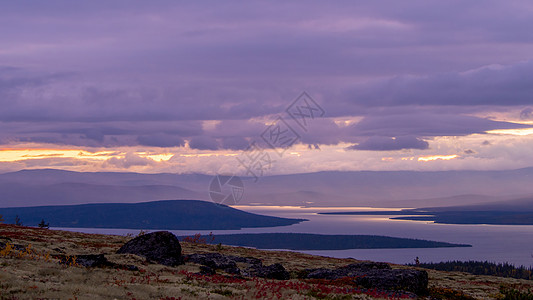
55;206;533;267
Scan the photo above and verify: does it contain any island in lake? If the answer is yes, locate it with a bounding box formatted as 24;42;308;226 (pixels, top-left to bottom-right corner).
180;232;472;250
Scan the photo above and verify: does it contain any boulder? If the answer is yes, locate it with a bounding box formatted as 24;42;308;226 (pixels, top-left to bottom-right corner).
0;236;12;243
183;253;289;279
249;263;290;280
185;253;240;274
117;231;183;266
57;254;139;270
59;254;113;268
343;262;391;271
303;262;428;294
305;268;339;280
199;265;216;275
355;269;428;295
305;262;391;280
231;256;262;266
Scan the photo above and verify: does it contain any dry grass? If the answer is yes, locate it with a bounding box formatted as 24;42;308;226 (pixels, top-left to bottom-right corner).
0;224;532;299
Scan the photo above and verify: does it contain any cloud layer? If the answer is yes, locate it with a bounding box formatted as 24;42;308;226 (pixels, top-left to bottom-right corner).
1;1;533;173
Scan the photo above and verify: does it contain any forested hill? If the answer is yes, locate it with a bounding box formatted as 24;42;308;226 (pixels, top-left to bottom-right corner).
0;200;306;230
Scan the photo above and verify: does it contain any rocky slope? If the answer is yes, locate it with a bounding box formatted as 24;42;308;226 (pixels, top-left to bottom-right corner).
0;224;532;299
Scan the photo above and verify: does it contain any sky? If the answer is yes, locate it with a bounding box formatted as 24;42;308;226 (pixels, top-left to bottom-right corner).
1;1;533;175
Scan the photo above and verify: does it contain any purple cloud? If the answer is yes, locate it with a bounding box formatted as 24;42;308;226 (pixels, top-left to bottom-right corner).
520;108;533;120
188;136;219;150
1;1;533;155
104;153;155;168
348;113;530;137
346;61;533;108
347;136;429;151
137;134;185;148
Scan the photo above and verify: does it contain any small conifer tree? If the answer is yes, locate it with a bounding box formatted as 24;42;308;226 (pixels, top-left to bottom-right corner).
38;219;49;229
14;215;22;226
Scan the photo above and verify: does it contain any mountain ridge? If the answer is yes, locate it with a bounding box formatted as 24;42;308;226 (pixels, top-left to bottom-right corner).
3;168;533;207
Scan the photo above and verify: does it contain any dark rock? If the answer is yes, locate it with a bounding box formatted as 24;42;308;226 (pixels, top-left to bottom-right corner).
355;269;428;295
303;262;427;294
305;268;339;280
224;266;242;275
304;262;392;280
199;265;216;275
0;236;12;242
56;254;139;271
230;256;262;266
343;262;392;271
12;244;26;251
75;254;113;267
117;231;183;266
58;254;113;268
185;253;241;274
52;247;65;254
183;252;289;279
123;264;140;271
249;263;290;280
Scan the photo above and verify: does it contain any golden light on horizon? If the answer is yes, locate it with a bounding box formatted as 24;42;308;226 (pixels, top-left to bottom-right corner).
486;128;533;136
0;149;177;163
0;149;117;162
418;154;459;162
136;152;174;162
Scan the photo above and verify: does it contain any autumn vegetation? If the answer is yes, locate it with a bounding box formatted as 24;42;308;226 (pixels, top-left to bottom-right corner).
1;224;533;299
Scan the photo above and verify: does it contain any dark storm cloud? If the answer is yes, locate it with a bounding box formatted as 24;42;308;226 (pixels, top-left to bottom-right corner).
347;61;533;107
137;134;185;148
221;137;250;150
196;112;529;151
0;121;201;147
0;71;286;122
347;136;429;151
348;113;530;137
295;119;351;146
188;136;219;150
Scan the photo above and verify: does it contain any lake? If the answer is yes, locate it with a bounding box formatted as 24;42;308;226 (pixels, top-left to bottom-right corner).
55;205;533;267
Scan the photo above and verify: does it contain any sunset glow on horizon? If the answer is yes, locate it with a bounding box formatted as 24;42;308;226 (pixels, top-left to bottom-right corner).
418;155;459;162
1;1;533;175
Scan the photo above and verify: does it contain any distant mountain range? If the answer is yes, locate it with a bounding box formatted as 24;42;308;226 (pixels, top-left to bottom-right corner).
2;168;533;207
0;200;306;230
